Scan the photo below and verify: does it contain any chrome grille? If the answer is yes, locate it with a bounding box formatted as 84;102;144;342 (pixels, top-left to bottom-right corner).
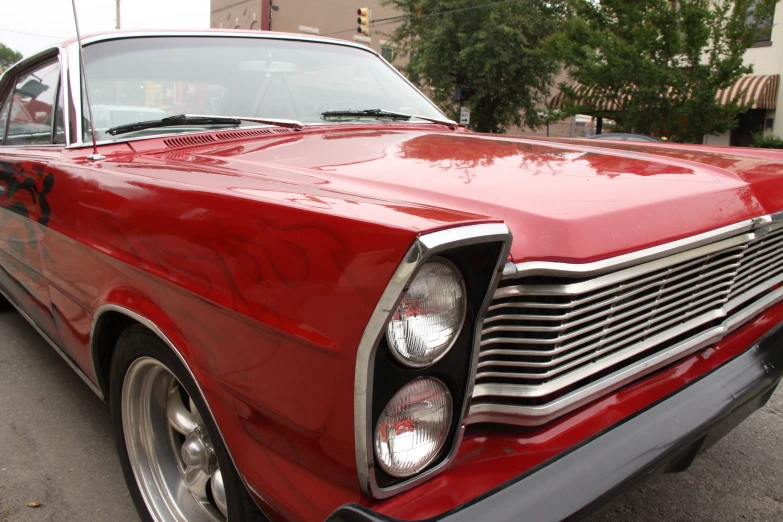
469;214;783;426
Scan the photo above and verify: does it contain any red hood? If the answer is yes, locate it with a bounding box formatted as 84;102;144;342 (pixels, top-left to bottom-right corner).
149;129;783;263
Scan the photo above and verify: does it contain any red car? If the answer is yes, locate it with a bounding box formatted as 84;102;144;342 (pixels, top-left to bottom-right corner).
1;30;783;522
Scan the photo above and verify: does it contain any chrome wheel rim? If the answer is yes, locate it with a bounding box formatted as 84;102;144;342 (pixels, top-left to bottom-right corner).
122;357;228;522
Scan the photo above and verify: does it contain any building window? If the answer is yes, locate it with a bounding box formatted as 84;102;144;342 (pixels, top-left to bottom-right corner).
380;43;394;62
748;0;774;43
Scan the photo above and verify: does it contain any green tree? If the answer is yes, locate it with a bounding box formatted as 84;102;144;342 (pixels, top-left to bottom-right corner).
550;0;779;143
383;0;569;133
0;43;23;72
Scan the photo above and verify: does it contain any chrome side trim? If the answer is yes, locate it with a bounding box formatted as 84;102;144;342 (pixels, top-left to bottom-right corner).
89;304;272;518
0;286;103;399
90;305;214;425
502;217;755;280
354;222;512;499
468;283;783;426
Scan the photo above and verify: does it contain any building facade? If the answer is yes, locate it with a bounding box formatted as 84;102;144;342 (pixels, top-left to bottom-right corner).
210;0;270;32
210;0;399;59
703;2;783;146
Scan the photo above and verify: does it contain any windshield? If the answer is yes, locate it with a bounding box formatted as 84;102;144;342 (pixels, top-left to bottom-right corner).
81;36;447;141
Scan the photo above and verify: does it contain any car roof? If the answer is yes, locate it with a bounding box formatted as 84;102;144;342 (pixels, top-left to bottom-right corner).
72;29;377;58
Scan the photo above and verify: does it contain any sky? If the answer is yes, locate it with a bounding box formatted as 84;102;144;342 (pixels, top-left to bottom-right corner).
1;0;210;58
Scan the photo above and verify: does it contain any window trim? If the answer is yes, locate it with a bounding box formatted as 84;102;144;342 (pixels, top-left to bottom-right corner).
0;90;12;143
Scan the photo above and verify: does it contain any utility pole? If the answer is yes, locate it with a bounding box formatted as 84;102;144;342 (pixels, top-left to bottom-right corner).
116;0;121;29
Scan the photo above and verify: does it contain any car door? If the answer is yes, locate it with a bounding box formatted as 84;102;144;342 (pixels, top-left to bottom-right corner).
0;55;66;340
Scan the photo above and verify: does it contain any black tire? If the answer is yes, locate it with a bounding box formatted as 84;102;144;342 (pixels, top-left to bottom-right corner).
110;324;268;522
0;294;12;310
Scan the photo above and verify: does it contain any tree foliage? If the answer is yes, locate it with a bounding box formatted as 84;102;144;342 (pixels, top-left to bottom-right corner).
550;0;779;143
382;0;568;133
0;43;23;72
752;133;783;148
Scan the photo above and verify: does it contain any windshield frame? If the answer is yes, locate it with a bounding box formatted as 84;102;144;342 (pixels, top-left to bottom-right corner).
63;31;449;149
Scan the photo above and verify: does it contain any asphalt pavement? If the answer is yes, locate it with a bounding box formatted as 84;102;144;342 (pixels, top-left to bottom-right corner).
1;309;783;521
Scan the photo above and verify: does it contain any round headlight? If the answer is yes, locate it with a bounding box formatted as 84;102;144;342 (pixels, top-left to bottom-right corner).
386;259;466;367
374;377;452;478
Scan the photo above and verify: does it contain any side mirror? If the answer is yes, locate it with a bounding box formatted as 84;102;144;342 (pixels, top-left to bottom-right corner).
18;78;49;99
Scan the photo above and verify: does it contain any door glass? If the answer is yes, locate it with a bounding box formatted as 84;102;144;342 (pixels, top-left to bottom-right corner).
6;60;60;145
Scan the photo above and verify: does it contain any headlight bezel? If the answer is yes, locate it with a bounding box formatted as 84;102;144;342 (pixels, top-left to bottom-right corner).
385;257;468;369
353;223;513;499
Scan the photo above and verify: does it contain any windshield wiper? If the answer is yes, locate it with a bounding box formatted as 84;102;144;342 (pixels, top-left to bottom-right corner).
106;114;304;136
320;109;457;129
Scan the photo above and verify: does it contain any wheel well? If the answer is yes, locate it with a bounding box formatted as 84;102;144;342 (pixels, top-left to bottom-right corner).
92;311;138;399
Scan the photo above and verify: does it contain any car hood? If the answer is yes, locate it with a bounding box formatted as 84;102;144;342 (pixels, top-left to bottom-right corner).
164;129;783;263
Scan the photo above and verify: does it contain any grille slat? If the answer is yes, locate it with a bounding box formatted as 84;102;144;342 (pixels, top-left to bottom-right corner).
485;253;742;329
731;262;783;298
475;305;726;384
482;267;736;343
729;249;783;297
471;218;783;426
479;290;728;364
736;244;783;276
494;249;743;316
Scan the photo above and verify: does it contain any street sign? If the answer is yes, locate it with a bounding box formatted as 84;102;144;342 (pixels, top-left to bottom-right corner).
460;107;470;125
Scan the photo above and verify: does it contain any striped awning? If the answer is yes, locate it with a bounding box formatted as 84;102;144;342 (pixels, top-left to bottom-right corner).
551;74;779;111
549;84;622;112
716;75;779;109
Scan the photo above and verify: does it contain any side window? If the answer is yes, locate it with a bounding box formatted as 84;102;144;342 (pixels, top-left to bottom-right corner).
6;60;60;146
0;91;11;143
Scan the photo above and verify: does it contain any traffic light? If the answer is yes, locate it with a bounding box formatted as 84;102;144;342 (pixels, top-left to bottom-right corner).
449;71;467;85
450;71;475;102
453;86;476;103
357;7;371;36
